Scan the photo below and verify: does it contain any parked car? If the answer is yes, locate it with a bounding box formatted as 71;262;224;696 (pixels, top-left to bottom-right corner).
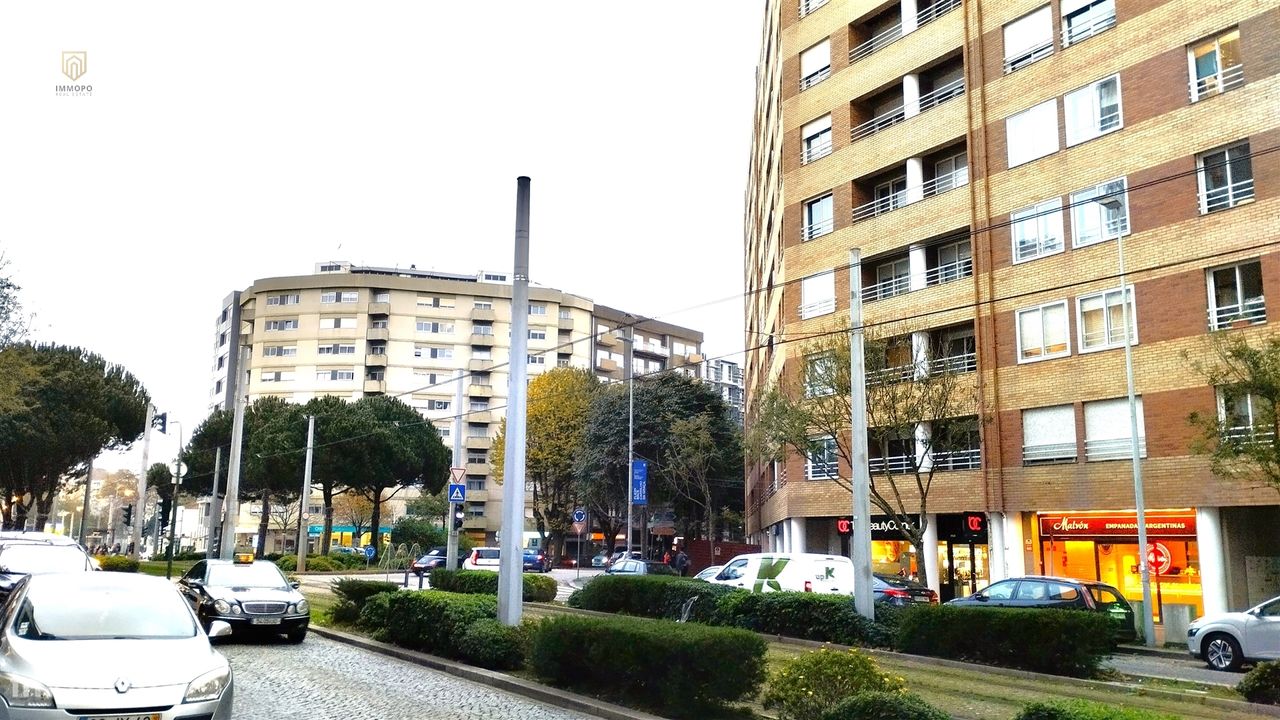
606;550;641;568
1;572;234;718
591;552;609;568
330;546;361;556
522;548;551;573
693;564;723;581
463;547;501;571
410;546;463;575
177;553;310;643
606;559;678;576
1188;594;1280;671
947;575;1136;642
874;573;938;605
708;553;856;594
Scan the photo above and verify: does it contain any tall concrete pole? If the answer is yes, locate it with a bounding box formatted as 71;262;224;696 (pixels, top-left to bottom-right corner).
221;344;249;559
446;369;465;572
297;415;315;572
206;447;222;559
131;404;154;559
849;249;875;621
625;325;634;554
79;457;93;546
498;176;531;626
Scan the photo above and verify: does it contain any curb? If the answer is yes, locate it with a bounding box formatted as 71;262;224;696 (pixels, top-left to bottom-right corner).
1113;643;1193;659
310;625;667;720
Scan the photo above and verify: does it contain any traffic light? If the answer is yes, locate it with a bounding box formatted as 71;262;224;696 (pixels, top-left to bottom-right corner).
453;509;465;530
122;504;133;527
158;496;172;528
153;412;168;434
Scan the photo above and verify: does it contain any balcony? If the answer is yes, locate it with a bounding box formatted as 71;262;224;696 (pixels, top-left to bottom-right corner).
1209;297;1267;330
862;274;910;303
1085;437;1147;462
366;327;389;342
462;516;487;530
1191;64;1244;102
931;448;980;471
466;462;489;475
240;308;255;322
1004;40;1054;74
1063;7;1116;46
469;359;494;372
635;343;670;358
848;0;959;64
363;379;385;394
1223;425;1277;446
924;256;973;287
559;317;575;330
596;357;619;373
365;354;387;367
367;302;391;315
798;0;828;17
802;216;835;241
470;308;496;322
851;105;906;142
597;332;621;349
919;77;964;112
1023;442;1077;465
471;332;495;346
801;138;833;165
917;0;961;28
468;411;492;424
805;461;837;481
923;166;968;198
929;351;976;374
849;22;902;64
799;66;831;91
466;436;492;450
469;383;494;398
869;454;914;474
799;298;837;319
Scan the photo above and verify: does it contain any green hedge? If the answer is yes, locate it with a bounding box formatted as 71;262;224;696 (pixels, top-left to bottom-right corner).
359;591;395;640
457;618;525;670
567;575;736;622
1237;660;1280;704
761;647;904;720
1013;699;1180;720
383;590;497;659
716;591;879;646
330;579;401;623
821;691;952;720
530;614;765;716
896;606;1115;677
97;555;139;573
428;569;557;602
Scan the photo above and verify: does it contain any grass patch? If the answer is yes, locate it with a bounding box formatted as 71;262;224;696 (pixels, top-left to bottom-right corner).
138;560;197;577
302;590;337;626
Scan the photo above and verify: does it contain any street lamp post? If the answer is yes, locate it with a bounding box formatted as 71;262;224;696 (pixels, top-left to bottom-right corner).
166;422;183;580
623;324;635;555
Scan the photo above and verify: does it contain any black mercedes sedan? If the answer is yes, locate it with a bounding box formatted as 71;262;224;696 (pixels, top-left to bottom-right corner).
178;554;310;643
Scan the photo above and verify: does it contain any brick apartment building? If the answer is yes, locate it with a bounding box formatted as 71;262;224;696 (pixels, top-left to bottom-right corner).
743;0;1280;626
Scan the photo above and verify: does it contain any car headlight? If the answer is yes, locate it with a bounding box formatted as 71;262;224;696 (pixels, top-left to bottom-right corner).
295;599;309;614
184;666;231;703
229;604;242;615
0;672;55;708
1187;627;1200;637
212;599;231;615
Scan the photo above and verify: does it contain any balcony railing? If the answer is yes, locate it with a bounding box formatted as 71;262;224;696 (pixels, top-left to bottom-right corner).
862;274;910;302
931;448;980;471
799;0;829;17
923;166;969;198
799;298;836;319
917;0;961;27
925;257;973;286
869;454;915;474
1209;296;1267;330
851;106;906;142
1191;64;1245;101
919;78;965;111
1085;436;1147;461
800;67;831;91
1223;425;1277;445
1202;177;1255;213
1081;326;1130;349
853;192;905;222
805;461;838;480
1062;9;1116;46
1023;442;1077;465
1015;236;1063;263
930;351;976;374
801;138;833;164
850;23;903;63
1004;40;1054;74
867;363;916;385
802;216;835;240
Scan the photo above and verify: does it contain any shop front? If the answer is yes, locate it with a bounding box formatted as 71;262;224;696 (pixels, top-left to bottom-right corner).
834;512;990;600
1036;510;1202;620
836;515;920;578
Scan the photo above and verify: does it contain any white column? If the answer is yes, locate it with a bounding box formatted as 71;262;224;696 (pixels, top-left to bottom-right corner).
914;422;932;474
790;516;808;554
1196;507;1229;615
781;520;792;553
1004;512;1027;577
988;511;1007;582
923;513;940;593
905;157;925;204
908;247;929;292
903;73;921;118
900;0;919;34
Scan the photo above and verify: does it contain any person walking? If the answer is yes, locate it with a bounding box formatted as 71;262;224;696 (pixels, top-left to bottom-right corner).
674;547;689;577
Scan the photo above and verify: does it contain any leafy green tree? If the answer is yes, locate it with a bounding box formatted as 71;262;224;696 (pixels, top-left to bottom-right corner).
1188;332;1280;491
406;490;449;527
664;412;743;545
389;515;446;550
0;255;37;416
493;367;598;559
303;394;376;554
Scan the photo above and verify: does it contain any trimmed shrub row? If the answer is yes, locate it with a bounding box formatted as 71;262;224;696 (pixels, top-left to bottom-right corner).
760;647;904;720
97;555;139;573
429;568;558;602
1237;660;1280;704
381;590;498;659
275;552;369;572
329;578;401;624
529;614;766;717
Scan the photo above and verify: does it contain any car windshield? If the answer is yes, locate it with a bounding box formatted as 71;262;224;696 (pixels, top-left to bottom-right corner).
0;545;89;574
16;582;195;639
206;563;289;589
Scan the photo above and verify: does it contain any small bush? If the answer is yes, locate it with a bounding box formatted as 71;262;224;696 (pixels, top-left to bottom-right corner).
760;648;903;720
1238;661;1280;704
530;614;765;716
172;551;205;562
820;691;951;720
275;555;297;571
382;590;497;658
359;591;395;640
305;556;339;572
98;555;139;573
716;592;879;646
457;618;525;670
326;552;367;569
895;605;1114;677
264;552;284;562
428;569;558;602
330;579;400;623
568;574;741;622
1013;699;1180;720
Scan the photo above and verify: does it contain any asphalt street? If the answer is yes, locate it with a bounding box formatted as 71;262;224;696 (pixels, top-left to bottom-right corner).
1105;652;1241;687
220;634;599;720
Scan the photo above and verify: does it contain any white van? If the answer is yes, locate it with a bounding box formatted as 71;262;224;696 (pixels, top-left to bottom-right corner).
707;553;855;594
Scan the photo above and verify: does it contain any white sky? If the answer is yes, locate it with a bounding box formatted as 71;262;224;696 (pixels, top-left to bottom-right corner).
0;2;764;471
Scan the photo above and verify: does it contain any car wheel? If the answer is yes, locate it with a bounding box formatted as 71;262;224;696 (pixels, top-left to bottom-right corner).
1204;633;1242;671
286;626;307;644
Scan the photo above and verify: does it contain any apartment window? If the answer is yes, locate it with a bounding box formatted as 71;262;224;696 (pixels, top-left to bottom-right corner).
427;399;451;411
873;258;910;300
321;290;358;303
804;353;836;397
805;436;838;480
529;304;547;316
322;369;356;381
417;295;455;308
318;343;357;355
370;319;388;329
265;293;300;306
473;323;494;336
319;263;343;272
1022;405;1077;464
1006;100;1058;168
1016;301;1070;362
218;332;227;347
1065;75;1122;146
799;271;836;319
372;291;391;303
558;309;572;320
799;0;829;18
414;370;440;383
319;317;357;330
874;176;907;214
482;272;507;282
261;370;295;383
1208;261;1265;329
262;346;296;358
1221;389;1274;442
368;344;386;355
929;151;969;195
472;348;492;360
1071;178;1129;247
219;308;229;323
1198;141;1254;213
1189;29;1243;101
803;194;834;240
528;354;546;365
932;239;973;286
1012;199;1065;262
436;425;451;439
529;329;546;340
415;346;453;360
468;425;488;438
466;478;486;492
1077;287;1136;352
1062;0;1115;46
416;320;455;334
469;400;489;412
801;115;833;164
266;319;299;331
366;369;385;381
799;39;831;90
474;299;493;310
466;503;485;519
1084;397;1146;461
216;355;226;369
1003;6;1053;73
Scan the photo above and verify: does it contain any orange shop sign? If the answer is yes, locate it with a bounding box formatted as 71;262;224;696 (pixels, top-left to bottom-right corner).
1038;513;1197;538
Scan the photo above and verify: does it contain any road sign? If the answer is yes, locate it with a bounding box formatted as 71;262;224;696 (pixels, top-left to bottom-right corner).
363;546;376;560
1146;542;1172;575
572;521;587;536
448;483;467;503
572;508;587;524
631;460;648;505
450;466;466;483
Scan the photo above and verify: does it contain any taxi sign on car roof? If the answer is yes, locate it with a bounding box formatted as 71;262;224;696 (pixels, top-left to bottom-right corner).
234;553;254;564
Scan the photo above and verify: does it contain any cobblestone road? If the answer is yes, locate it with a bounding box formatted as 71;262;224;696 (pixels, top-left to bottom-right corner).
220;634;598;720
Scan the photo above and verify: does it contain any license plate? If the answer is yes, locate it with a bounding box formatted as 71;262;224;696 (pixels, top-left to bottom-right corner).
251;617;281;625
82;715;160;720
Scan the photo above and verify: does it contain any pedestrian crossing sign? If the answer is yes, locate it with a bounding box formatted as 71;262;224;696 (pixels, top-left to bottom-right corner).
448;483;466;503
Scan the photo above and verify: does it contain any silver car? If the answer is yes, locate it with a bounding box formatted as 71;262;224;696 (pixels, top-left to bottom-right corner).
1188;594;1280;671
0;572;233;718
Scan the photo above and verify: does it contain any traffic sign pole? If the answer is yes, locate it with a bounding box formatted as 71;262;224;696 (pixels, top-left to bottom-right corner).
445;467;466;575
